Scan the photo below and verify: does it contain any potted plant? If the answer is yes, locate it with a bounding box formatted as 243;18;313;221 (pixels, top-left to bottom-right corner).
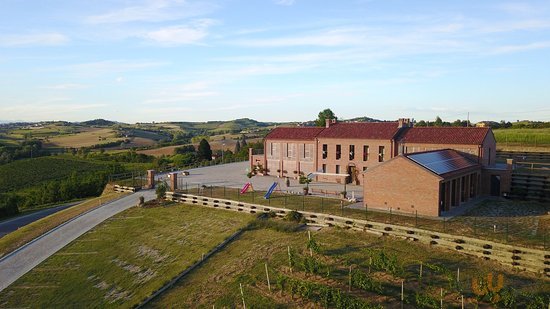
302;177;312;195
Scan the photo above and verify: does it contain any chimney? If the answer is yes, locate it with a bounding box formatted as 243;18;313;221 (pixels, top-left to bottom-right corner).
325;118;331;128
398;118;411;128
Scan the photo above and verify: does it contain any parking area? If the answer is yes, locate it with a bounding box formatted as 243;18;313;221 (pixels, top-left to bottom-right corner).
161;161;363;200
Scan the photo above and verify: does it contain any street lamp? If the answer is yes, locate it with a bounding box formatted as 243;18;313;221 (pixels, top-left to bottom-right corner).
222;143;225;162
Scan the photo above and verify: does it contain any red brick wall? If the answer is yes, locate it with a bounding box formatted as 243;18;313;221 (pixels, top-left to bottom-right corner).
265;139;317;178
363;156;441;217
317;138;393;183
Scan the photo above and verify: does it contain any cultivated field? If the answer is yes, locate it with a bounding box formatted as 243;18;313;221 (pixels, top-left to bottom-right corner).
494;128;550;151
136;137;262;157
150;219;549;308
0;156;115;193
44;127;120;148
137;145;180;157
0;204;252;308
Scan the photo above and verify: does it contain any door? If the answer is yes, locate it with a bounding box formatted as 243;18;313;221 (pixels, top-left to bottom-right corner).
347;165;358;185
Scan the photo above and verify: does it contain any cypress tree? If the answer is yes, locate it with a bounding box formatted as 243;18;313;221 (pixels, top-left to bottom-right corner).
197;138;213;161
234;140;241;153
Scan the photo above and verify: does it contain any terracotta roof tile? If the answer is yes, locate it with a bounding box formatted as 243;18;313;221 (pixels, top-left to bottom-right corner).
265;126;325;140
400;127;490;145
317;122;400;140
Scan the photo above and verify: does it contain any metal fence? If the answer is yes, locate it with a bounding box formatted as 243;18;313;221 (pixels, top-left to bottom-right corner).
174;185;549;250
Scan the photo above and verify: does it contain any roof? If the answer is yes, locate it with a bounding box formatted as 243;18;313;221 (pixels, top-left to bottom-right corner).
317;122;400;140
406;149;479;176
399;127;490;145
265;126;325;140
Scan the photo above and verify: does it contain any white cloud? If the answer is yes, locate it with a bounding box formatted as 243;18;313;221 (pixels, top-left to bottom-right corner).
144;81;219;104
55;60;168;76
491;41;550;54
144;19;217;45
41;84;88;90
275;0;295;6
0;33;68;47
233;29;363;47
86;0;216;24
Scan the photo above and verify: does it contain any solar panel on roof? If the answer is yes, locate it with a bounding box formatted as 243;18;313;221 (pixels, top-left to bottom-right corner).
407;150;478;175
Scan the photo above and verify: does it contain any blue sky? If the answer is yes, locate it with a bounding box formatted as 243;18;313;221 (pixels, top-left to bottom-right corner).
1;0;549;123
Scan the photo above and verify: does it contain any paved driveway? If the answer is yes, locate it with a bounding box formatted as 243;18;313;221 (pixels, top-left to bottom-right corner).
0;202;80;238
161;161;363;199
0;190;156;292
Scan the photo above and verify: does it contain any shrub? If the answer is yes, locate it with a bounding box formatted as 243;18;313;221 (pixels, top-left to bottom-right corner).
156;182;167;200
284;210;303;223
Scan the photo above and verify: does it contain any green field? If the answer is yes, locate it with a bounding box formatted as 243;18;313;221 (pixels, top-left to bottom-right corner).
494;128;550;149
0;204;253;308
150;218;549;308
0;156;118;193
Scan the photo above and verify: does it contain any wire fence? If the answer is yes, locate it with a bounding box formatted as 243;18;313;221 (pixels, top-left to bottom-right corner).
175;185;549;250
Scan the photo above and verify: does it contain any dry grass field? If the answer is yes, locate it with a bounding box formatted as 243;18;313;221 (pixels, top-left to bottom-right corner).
44;128;119;148
137;146;180;157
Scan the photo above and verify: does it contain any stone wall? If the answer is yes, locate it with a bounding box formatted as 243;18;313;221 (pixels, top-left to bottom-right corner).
166;191;549;277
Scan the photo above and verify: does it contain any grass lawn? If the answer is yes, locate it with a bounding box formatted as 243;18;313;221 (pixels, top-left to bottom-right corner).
186;187;550;249
149;222;550;308
0;203;253;308
0;185;128;258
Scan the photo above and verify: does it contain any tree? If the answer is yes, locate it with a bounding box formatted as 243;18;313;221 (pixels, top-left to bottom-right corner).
315;108;337;127
434;116;443;127
241;134;247;147
234;140;241;153
197;138;213;161
415;120;427;127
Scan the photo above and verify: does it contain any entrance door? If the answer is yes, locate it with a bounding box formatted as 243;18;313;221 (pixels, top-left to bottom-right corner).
490;175;501;196
347;165;358;185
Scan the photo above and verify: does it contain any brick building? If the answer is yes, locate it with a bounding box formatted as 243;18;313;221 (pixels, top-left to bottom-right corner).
250;118;512;216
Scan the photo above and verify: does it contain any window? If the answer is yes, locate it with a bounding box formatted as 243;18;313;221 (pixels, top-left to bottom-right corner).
363;166;368;171
286;143;295;158
363;145;369;161
335;165;340;174
378;146;385;162
336;145;341;160
322;164;326;173
322;144;328;159
271;143;279;158
349;145;355;160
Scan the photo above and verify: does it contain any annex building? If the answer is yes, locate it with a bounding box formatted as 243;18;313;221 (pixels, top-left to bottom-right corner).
250;118;513;217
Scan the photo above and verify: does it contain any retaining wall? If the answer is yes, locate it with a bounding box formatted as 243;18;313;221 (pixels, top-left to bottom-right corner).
166;191;550;277
114;185;140;193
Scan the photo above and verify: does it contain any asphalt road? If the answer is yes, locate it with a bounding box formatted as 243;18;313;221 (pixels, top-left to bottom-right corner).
0;202;81;238
0;189;156;292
